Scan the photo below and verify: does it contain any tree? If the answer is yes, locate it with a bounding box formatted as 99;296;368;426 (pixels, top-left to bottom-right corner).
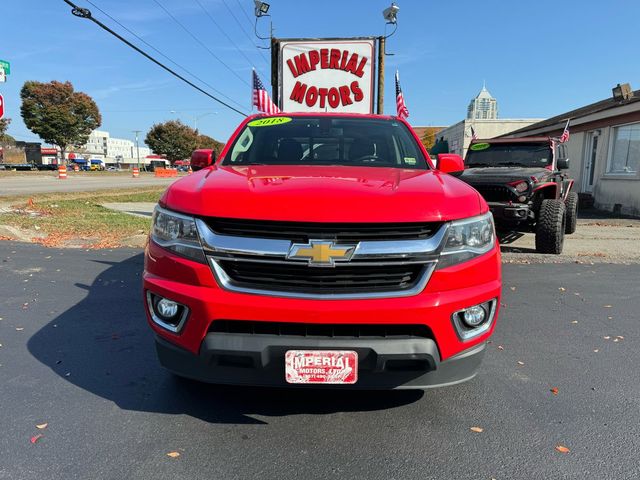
0;118;15;145
420;127;441;152
196;133;224;154
20;80;101;164
145;120;199;165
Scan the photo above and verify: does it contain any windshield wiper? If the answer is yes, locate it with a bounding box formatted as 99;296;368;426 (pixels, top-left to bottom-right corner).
466;163;493;167
496;162;528;167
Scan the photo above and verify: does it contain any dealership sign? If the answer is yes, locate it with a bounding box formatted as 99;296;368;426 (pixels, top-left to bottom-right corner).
278;38;376;114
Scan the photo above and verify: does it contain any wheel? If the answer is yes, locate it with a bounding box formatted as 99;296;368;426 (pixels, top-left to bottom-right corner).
535;199;566;254
564;191;578;234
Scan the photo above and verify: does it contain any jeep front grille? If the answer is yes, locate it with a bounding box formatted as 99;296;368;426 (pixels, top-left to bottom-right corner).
473;185;519;203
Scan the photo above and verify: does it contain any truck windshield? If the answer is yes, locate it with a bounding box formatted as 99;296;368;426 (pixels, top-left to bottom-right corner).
224;116;429;169
466;143;552;168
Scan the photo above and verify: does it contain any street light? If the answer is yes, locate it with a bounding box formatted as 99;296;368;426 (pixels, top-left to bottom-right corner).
254;0;270;17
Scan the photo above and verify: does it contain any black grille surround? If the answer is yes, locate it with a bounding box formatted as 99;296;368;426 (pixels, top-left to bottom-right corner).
203;217;443;243
209;320;433;339
472;184;519;203
217;260;426;295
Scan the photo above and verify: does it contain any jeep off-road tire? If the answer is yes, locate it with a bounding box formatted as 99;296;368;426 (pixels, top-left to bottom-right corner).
535;199;566;254
564;191;579;234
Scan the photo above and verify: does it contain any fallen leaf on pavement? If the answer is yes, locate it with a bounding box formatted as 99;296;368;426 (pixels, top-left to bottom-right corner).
555;445;570;453
604;336;611;340
616;336;624;340
166;451;181;458
36;423;48;430
470;427;483;433
30;434;43;444
16;327;24;331
558;287;566;291
550;387;559;395
497;345;504;350
593;349;599;353
603;305;612;308
517;361;525;366
571;320;578;324
510;286;516;291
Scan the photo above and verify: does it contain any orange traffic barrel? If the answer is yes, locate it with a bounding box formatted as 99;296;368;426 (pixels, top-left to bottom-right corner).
188;166;193;174
58;165;67;180
132;167;140;178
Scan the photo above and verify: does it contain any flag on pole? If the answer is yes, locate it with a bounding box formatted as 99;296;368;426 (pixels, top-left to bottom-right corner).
252;69;280;115
471;126;478;141
395;70;409;120
559;119;570;143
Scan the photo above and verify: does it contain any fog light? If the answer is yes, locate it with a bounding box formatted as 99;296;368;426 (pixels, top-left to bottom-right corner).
156;298;179;319
146;292;189;333
463;305;486;327
452;299;497;341
518;195;527;202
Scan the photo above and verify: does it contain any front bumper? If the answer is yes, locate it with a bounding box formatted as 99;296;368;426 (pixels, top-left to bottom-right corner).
488;202;531;223
155;333;487;389
143;239;501;389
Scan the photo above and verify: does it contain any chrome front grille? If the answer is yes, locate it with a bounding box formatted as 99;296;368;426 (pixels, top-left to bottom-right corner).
196;218;448;299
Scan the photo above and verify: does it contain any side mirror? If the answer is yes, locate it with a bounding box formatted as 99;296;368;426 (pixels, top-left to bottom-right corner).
557;158;570;170
437;153;465;176
191;149;216;171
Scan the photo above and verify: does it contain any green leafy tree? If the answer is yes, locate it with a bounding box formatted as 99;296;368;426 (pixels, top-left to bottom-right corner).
145;120;199;164
20;80;101;163
196;133;224;154
0;118;15;145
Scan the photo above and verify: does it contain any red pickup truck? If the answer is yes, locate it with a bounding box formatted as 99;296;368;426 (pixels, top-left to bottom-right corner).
143;113;501;389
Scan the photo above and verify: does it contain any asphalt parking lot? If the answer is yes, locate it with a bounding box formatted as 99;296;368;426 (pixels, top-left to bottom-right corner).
1;242;638;479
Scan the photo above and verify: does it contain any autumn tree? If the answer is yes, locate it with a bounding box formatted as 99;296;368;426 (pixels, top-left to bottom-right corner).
20;80;101;163
420;127;441;152
145;120;199;164
0;118;15;145
196;133;224;154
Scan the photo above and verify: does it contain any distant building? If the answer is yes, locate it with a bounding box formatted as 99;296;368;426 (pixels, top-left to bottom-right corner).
506;84;640;217
436;119;544;158
467;84;498;120
73;130;151;165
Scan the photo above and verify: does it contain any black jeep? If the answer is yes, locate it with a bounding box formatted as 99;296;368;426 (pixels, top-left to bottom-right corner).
460;137;578;254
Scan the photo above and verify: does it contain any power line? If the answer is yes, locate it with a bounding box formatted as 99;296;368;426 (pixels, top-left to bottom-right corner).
62;0;247;116
85;0;246;110
234;0;255;28
151;0;250;87
193;0;266;76
220;0;271;67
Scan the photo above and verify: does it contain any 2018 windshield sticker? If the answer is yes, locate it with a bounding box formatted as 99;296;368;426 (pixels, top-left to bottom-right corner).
248;117;292;127
470;143;490;151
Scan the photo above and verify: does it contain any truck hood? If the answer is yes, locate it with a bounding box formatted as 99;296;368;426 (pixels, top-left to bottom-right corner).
460;167;551;185
162;165;485;223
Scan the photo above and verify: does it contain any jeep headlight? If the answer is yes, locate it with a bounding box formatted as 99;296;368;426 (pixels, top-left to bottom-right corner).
151;206;206;263
438;212;495;268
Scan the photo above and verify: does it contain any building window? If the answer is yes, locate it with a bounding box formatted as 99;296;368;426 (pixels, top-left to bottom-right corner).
608;123;640;174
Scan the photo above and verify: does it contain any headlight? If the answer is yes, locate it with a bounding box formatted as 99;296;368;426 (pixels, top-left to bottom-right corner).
151;206;206;263
509;180;529;193
438;212;495;268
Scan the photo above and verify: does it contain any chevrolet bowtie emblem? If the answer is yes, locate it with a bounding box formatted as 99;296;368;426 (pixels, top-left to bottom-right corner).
287;240;357;267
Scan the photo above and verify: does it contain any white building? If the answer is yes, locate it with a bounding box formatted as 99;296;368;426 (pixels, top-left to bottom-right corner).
435;119;544;158
467;84;498;120
78;130;151;164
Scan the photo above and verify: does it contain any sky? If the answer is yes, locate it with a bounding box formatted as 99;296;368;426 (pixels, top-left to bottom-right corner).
2;0;640;147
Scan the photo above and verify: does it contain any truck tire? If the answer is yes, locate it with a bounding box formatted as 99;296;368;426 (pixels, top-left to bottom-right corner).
564;191;578;234
535;199;566;254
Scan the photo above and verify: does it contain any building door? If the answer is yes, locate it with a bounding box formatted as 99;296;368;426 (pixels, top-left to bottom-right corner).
583;132;599;193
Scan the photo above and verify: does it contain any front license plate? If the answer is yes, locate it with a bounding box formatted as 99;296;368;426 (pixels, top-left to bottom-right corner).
285;350;358;385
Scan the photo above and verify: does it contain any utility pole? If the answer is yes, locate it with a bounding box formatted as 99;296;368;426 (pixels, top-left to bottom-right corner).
377;36;385;115
133;130;141;172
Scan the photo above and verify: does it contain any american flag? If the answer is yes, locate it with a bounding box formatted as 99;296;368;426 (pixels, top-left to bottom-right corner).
395;70;409;120
471;126;478;141
559;119;570;143
252;69;280;115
